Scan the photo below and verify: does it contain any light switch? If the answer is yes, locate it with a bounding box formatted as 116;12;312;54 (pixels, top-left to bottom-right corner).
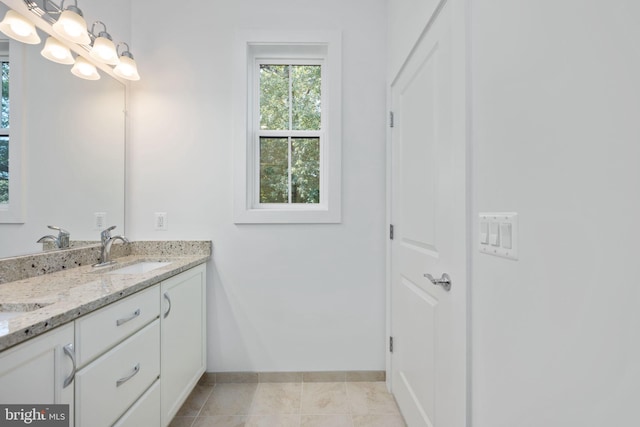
490;222;500;246
500;223;512;249
478;212;518;260
480;221;489;245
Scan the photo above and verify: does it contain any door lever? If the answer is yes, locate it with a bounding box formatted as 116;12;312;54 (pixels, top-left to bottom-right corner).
424;273;452;292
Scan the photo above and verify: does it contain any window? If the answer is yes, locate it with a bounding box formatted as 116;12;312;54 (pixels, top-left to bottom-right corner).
0;49;8;206
0;38;23;223
258;63;322;205
234;31;342;223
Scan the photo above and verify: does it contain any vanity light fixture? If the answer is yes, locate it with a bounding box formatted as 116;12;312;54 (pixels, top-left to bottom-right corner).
71;55;99;80
113;43;140;81
5;0;142;81
50;0;90;45
89;21;118;65
0;9;40;44
40;36;74;64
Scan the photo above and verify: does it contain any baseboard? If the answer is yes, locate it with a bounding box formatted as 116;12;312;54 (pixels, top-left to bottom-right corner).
199;370;385;385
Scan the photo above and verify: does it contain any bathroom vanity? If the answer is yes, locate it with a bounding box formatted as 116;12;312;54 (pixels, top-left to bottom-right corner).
0;241;210;427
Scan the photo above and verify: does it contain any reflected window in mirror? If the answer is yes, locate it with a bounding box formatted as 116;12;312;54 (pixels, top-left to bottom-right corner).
0;37;22;224
0;40;9;205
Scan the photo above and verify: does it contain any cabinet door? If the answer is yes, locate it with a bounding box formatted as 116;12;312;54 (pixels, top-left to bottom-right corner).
0;323;75;425
160;264;206;427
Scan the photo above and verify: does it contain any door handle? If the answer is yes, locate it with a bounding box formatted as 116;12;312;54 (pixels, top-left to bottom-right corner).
424;273;452;292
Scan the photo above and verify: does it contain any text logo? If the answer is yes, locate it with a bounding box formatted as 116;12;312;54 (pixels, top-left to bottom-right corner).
0;405;68;426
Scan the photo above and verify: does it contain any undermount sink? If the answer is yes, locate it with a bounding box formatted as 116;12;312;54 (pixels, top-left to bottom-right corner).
0;302;52;322
105;261;172;275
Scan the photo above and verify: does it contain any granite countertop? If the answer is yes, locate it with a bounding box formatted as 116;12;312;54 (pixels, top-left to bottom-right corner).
0;241;211;351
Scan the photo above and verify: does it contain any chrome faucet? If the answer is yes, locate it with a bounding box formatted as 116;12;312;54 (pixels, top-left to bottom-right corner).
37;225;70;249
93;225;129;267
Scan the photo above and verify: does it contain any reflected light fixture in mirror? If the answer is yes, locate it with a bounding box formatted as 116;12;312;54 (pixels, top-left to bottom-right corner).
113;42;139;81
40;36;73;64
51;0;90;45
71;55;99;80
0;9;39;44
89;21;117;65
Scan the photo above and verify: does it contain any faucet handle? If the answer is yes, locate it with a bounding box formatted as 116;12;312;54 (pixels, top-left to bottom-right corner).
45;225;70;249
100;225;117;242
48;225;70;236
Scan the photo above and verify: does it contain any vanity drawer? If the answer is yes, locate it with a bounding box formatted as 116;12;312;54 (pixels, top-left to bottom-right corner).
113;380;161;427
75;320;160;427
75;284;160;366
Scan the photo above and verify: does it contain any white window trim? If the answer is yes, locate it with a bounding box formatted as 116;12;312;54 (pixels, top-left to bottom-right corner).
233;30;342;224
0;39;24;224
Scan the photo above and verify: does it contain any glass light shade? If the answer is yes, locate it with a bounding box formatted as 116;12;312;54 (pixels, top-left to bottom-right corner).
113;55;140;81
71;56;100;80
0;10;40;44
90;36;119;65
52;9;90;45
41;37;74;65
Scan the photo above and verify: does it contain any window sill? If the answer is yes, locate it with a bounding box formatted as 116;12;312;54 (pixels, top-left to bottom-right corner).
234;205;341;224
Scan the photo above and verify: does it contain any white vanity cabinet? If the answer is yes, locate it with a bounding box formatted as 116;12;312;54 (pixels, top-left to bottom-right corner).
0;262;207;427
0;323;75;425
160;264;207;427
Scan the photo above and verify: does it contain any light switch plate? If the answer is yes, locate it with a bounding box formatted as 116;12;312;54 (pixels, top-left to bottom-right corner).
94;212;107;230
154;212;168;231
478;212;518;260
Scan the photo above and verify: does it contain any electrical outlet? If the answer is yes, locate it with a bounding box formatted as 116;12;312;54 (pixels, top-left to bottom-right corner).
94;212;106;230
154;212;168;231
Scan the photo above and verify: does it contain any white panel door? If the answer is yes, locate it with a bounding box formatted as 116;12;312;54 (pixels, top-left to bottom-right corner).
390;1;467;426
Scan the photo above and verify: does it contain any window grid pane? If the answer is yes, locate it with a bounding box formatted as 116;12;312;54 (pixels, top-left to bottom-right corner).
259;137;289;203
291;138;320;203
292;65;321;131
259;65;289;131
0;136;8;204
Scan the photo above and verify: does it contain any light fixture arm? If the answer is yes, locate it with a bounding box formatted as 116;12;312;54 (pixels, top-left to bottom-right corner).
116;42;134;59
90;21;111;41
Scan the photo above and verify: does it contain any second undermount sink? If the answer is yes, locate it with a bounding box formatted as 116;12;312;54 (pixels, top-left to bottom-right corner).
105;261;172;275
0;302;52;322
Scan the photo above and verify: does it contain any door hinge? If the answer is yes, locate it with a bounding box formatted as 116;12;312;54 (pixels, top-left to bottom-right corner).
389;111;395;128
389;336;394;353
389;224;394;240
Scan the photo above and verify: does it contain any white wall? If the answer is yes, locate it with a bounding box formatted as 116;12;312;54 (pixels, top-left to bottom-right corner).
471;1;640;426
129;0;388;371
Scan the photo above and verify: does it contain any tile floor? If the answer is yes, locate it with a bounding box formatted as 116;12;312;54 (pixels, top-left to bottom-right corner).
170;381;407;427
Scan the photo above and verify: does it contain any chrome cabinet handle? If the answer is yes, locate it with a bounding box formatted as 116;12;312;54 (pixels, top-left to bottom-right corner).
63;343;76;388
116;309;141;326
163;293;172;319
424;273;452;292
116;363;140;387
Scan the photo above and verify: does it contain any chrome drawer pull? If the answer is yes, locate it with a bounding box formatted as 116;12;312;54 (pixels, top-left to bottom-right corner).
63;343;76;388
116;363;140;387
116;309;141;326
163;293;171;319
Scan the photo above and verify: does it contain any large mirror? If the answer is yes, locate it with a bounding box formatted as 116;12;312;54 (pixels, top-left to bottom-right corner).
0;1;126;258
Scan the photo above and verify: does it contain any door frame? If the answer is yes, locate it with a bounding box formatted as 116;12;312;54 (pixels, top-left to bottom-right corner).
385;0;472;425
